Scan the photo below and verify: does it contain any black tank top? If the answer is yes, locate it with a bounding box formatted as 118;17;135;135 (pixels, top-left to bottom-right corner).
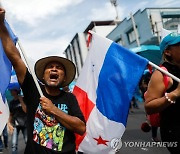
160;62;180;129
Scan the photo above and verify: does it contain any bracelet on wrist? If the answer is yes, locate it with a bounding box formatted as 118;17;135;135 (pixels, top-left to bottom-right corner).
165;92;175;104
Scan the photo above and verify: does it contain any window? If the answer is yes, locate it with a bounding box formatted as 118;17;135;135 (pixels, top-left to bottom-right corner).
127;28;136;43
163;18;180;31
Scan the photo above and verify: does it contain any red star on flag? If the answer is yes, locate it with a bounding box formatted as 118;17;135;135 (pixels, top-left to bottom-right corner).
93;136;109;146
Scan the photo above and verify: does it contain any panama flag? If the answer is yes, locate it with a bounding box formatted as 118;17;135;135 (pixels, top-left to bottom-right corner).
73;32;148;153
0;20;18;134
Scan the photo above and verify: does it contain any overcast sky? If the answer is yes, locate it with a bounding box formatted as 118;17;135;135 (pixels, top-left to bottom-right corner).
1;0;180;63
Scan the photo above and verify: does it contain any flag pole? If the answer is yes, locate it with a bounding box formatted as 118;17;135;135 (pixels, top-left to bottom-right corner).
17;41;44;97
149;61;180;83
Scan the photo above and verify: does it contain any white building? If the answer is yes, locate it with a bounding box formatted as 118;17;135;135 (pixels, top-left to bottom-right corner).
64;20;117;78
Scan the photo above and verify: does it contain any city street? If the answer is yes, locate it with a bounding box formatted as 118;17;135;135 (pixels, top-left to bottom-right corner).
118;102;169;154
2;102;169;154
2;133;25;154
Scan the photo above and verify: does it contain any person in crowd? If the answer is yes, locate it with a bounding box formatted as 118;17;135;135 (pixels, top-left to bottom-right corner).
0;8;86;154
0;125;8;153
0;88;19;153
0;137;2;153
62;85;70;92
144;30;180;153
129;97;136;113
140;71;160;142
8;89;27;154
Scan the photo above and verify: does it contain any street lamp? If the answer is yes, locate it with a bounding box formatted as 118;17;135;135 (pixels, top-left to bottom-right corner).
110;0;117;6
110;0;119;20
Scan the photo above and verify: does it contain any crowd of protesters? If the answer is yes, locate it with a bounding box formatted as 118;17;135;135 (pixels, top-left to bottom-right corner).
0;5;180;154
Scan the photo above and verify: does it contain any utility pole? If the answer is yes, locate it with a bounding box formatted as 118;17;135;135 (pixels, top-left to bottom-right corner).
130;13;140;47
110;0;119;21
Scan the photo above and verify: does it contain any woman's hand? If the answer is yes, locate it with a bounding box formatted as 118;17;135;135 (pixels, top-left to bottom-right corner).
7;122;14;135
172;83;180;98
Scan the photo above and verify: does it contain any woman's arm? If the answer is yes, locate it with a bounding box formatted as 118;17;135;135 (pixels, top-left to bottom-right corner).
144;70;173;114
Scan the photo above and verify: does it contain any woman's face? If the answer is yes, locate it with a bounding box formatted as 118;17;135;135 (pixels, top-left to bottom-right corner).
10;90;19;97
164;43;180;66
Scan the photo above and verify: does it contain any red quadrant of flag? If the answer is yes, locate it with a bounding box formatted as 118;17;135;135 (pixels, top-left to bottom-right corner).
73;86;95;149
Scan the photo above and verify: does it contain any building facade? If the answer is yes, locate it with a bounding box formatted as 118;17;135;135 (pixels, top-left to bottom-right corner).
64;21;117;78
107;8;180;48
64;8;180;78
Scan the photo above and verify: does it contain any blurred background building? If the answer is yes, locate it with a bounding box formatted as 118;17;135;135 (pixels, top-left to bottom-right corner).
64;7;180;79
64;20;118;77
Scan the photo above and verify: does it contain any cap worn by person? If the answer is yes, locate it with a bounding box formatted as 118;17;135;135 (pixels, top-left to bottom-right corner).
160;32;180;54
35;56;76;88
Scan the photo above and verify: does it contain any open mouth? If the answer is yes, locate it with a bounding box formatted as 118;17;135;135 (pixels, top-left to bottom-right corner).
50;73;59;81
